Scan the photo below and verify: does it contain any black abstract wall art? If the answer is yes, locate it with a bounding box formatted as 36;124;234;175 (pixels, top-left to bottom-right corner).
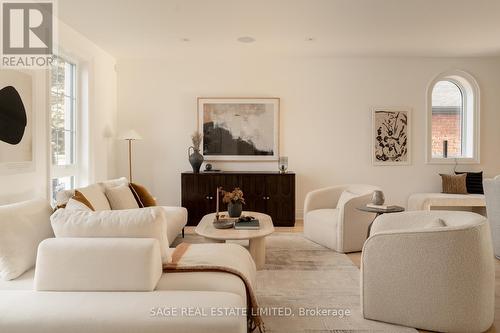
0;86;27;145
0;69;33;165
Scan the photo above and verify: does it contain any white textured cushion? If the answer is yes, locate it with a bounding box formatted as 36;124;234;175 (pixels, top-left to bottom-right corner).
336;190;357;209
105;184;139;210
55;178;129;208
0;199;53;281
77;183;111;211
371;211;485;235
65;198;92;211
50;207;170;262
35;238;162;291
98;177;129;190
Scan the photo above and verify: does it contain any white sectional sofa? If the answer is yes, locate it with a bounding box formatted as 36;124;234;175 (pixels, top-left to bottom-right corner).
0;199;252;333
0;269;248;333
55;177;187;245
0;255;249;333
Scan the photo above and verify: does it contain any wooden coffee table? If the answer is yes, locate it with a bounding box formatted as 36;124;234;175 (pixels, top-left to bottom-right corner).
195;212;275;270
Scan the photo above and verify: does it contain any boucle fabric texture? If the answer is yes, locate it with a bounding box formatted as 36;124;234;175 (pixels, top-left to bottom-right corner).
362;211;494;333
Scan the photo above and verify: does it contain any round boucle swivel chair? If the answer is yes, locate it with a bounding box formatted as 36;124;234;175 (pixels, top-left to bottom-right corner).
361;211;494;333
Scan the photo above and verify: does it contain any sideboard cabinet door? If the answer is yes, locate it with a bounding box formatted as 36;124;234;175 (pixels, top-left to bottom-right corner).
265;175;295;226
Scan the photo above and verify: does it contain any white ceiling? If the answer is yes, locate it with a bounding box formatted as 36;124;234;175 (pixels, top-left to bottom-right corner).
58;0;500;59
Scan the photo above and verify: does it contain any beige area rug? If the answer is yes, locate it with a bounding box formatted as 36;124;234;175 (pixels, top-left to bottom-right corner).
173;232;417;333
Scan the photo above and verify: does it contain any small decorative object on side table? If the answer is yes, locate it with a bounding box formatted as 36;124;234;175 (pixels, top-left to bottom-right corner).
357;204;405;238
371;190;385;205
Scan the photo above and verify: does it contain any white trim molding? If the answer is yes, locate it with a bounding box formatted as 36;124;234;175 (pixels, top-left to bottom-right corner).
426;69;480;164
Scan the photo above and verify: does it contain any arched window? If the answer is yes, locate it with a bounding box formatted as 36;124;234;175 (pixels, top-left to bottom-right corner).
427;71;480;163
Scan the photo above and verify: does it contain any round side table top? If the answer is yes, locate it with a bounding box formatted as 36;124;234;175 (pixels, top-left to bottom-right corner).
195;211;275;241
357;205;405;214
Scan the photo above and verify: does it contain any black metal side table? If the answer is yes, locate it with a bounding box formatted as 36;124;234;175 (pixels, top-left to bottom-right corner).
357;205;405;238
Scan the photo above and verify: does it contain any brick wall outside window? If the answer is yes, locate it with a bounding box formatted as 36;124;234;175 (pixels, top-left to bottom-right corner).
431;113;461;157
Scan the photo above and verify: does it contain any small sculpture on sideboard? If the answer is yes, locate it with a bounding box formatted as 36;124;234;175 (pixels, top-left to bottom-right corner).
278;156;288;174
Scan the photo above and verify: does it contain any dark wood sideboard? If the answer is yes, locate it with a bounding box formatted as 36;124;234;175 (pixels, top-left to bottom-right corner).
181;171;295;227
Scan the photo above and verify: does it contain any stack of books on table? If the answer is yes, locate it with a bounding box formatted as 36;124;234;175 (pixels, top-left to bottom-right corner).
366;203;399;210
234;219;260;230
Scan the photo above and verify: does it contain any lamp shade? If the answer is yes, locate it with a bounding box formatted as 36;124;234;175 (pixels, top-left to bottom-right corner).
118;129;143;140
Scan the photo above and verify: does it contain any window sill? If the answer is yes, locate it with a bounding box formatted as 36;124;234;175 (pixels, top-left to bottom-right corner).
426;157;480;165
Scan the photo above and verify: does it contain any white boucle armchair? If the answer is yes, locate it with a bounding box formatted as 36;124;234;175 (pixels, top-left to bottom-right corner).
303;184;379;253
361;211;494;333
484;175;500;258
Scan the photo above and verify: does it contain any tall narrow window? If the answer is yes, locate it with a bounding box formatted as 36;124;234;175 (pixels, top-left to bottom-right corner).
427;71;479;163
50;56;78;201
431;80;464;158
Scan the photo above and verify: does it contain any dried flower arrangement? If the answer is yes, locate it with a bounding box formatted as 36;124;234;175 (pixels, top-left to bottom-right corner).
191;131;202;151
222;188;245;205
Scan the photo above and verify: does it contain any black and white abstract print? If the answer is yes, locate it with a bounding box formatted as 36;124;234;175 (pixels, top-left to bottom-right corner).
198;98;279;161
373;109;410;165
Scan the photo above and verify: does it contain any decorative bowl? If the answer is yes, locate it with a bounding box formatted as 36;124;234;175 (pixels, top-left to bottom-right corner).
213;220;234;229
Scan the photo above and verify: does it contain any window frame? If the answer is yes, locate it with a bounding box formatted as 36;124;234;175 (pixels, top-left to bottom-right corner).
426;70;480;164
49;54;80;200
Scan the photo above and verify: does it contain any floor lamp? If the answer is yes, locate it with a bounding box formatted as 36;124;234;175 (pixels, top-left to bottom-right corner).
118;129;143;182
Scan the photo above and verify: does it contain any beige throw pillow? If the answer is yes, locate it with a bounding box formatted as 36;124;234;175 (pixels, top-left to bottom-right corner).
440;173;467;194
105;184;140;210
78;184;111;211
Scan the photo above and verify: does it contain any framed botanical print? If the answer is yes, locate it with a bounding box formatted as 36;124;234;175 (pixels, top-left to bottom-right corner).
198;97;280;161
372;107;411;166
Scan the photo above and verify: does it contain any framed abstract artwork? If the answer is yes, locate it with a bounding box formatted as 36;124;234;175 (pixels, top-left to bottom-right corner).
372;107;411;166
0;69;34;172
198;97;280;161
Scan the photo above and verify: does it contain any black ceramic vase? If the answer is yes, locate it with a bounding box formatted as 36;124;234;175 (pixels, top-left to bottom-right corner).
188;146;204;173
227;202;243;218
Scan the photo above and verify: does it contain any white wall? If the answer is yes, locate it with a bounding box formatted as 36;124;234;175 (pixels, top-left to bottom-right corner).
116;56;500;214
0;20;117;204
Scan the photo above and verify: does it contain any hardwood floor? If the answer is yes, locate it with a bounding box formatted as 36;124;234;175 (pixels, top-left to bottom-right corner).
185;219;498;332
